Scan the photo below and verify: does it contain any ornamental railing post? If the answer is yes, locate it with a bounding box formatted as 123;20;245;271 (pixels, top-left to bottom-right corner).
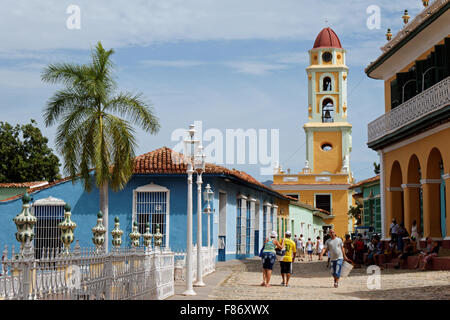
104;251;112;300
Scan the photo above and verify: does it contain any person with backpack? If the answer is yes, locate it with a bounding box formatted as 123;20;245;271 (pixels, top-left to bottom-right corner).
260;231;283;287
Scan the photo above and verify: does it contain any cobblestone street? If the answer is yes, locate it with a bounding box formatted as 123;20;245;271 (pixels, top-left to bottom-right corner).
198;258;450;300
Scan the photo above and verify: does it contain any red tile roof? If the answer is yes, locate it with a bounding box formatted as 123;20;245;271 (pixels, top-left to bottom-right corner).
1;147;288;202
0;181;48;188
313;27;342;49
134;147;287;198
349;175;380;189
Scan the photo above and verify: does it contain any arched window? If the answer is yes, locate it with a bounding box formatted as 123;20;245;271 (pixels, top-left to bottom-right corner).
322;98;334;123
323;77;332;91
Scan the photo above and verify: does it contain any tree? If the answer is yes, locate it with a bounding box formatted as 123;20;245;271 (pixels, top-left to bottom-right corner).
348;203;363;226
41;42;160;251
373;162;380;175
0;120;61;183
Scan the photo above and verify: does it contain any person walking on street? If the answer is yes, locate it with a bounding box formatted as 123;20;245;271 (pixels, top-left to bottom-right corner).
260;231;283;287
316;236;324;260
280;231;296;287
321;229;350;288
306;238;314;261
298;234;305;261
344;234;354;263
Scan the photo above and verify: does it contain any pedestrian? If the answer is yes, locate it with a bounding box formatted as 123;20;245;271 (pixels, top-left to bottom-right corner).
353;234;365;268
390;218;399;243
397;222;408;253
344;234;354;263
321;229;350;288
280;231;296;287
298;234;305;261
260;231;283;287
306;238;314;261
316;236;324;260
324;231;331;267
410;220;420;250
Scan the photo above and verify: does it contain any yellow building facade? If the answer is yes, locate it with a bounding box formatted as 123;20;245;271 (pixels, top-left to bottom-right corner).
272;28;354;238
366;1;450;246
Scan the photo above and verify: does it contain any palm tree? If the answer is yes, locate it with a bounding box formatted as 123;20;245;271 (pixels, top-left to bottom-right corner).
42;42;160;251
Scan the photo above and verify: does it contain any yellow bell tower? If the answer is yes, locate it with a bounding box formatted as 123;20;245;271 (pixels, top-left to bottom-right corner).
272;27;354;237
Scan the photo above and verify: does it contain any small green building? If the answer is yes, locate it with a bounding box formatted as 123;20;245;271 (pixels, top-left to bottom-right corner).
289;201;332;240
349;175;381;234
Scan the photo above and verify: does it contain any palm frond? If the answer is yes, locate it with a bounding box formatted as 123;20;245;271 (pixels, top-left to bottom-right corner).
103;114;136;191
105;92;160;134
44;87;94;127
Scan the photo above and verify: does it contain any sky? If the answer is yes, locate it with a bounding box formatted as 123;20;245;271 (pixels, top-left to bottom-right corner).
0;0;426;183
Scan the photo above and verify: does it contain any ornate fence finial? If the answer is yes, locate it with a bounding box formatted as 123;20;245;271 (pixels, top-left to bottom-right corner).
386;28;392;41
142;222;153;249
58;203;77;255
111;216;123;249
402;9;410;24
92;211;106;252
13;192;37;255
153;224;163;247
129;221;141;248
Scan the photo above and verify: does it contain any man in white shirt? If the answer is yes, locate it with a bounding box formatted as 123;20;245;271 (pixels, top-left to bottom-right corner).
321;229;350;288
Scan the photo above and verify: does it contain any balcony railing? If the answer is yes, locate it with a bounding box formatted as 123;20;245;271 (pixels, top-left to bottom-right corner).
368;76;450;145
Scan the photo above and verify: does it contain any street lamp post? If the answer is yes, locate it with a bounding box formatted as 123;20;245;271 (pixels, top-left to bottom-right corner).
204;184;214;250
182;124;198;296
194;146;206;287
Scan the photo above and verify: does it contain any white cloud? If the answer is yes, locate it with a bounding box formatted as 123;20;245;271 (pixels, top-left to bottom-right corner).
0;0;423;52
223;61;288;75
140;59;206;68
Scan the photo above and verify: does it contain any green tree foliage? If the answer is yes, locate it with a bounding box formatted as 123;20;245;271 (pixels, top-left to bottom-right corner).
41;41;160;192
373;162;380;175
348;203;363;226
0;120;61;183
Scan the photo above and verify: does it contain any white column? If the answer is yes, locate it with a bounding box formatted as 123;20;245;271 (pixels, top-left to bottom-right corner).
194;172;205;287
249;199;256;254
183;163;196;295
378;150;387;240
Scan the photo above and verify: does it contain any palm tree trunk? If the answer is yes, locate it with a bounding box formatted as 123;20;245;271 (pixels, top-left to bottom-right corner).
100;182;109;252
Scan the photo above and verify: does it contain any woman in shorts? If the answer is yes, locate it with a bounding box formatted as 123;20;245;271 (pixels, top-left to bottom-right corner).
306;238;314;261
261;231;283;287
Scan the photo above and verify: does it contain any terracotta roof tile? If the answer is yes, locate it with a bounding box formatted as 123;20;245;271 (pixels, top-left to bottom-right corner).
1;147;288;202
349;175;380;189
0;181;48;188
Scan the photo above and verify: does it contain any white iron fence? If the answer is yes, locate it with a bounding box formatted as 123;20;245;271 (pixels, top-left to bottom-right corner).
173;246;216;281
0;242;174;300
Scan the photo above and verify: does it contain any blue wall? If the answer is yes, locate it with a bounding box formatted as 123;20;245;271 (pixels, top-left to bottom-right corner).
0;174;280;261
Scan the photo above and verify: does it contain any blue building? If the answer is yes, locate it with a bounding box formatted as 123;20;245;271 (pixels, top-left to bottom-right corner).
0;147;288;261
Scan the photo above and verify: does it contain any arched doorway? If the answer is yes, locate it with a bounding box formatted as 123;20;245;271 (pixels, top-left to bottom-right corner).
389;161;404;228
424;148;445;238
405;155;423;237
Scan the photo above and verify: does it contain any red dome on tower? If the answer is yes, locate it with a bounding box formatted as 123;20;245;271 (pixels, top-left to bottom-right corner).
313;27;342;49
